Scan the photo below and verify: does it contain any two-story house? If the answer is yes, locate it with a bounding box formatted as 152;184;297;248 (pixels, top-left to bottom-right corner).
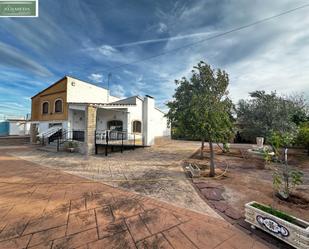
30;76;170;155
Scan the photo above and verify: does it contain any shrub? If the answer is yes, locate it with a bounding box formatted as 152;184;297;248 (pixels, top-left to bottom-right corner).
296;122;309;155
64;141;78;149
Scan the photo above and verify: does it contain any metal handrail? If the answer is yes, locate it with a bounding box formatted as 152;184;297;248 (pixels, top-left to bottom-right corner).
41;129;85;151
95;130;144;156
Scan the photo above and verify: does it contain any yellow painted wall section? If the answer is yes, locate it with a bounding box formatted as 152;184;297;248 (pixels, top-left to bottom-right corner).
31;78;68;121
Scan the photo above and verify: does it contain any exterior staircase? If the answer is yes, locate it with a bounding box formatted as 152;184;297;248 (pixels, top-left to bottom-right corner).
39;129;85;152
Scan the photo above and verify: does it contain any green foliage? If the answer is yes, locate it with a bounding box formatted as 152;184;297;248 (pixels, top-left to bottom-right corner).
166;61;234;176
263;131;304;200
64;140;78;149
166;61;234;142
267;131;296;157
251;203;296;224
296;122;309;155
272;158;303;200
236;91;307;142
223;143;230;153
262;146;274;164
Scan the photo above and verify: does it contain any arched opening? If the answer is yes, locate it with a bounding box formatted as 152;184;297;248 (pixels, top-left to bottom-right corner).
42;102;49;114
54;99;63;113
132;120;141;133
107;120;123;131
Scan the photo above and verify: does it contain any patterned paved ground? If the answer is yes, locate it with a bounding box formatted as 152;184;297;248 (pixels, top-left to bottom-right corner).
0;150;270;249
10;139;218;216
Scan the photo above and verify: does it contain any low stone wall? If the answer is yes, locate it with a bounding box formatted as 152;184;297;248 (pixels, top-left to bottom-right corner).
0;136;30;146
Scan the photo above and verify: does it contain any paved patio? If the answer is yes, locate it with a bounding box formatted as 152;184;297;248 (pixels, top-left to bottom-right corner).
9;139;218;216
0;150;270;249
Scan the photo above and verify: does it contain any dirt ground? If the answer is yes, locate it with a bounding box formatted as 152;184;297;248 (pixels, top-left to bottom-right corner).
189;144;309;221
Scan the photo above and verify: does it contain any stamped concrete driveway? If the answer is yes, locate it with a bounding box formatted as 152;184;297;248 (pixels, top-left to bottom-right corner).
10;139;217;216
0;150;270;249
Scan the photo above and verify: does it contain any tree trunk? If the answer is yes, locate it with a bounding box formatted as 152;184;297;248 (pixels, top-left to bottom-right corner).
200;139;205;158
307;143;309;156
209;141;215;177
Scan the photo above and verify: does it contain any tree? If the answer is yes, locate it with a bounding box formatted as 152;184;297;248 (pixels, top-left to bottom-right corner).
297;122;309;156
236;91;307;142
166;61;234;177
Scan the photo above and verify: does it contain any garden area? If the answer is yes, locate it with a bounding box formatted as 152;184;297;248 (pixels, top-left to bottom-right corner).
187;144;309;220
167;61;309;248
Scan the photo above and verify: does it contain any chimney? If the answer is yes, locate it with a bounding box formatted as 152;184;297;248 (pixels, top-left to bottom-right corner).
143;95;155;146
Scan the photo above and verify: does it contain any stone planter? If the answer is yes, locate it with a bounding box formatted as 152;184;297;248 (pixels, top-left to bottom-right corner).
188;163;201;177
245;201;309;249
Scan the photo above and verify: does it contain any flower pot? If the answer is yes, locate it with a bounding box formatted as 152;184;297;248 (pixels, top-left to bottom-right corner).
245;201;309;249
256;137;264;148
67;148;75;153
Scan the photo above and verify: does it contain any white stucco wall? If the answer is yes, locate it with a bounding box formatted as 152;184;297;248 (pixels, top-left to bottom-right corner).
68;109;86;130
152;108;170;137
96;108;128;131
142;97;170;146
9;122;21;135
127;98;143;134
108;95;121;103
38;121;68;133
66;77;109;104
8;121;31;136
143;96;155;145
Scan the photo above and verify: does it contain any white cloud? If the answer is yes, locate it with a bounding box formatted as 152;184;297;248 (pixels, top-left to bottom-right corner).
133;0;309;108
0;41;53;77
84;43;137;64
110;84;126;98
157;22;168;33
123;70;136;76
88;73;103;83
112;31;213;48
98;45;117;56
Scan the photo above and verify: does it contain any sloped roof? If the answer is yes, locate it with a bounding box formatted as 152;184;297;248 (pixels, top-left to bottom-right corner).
109;96;143;105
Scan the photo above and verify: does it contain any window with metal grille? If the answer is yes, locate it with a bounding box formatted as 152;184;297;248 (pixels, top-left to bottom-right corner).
132;120;141;133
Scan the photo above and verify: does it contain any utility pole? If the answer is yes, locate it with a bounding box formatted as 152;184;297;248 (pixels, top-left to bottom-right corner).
107;73;112;102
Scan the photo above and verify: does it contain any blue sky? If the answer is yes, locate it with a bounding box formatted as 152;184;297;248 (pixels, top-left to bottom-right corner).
0;0;309;118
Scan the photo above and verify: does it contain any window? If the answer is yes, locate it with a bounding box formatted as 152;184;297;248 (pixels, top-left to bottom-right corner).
107;120;123;131
132;120;141;133
42;102;49;114
54;99;63;113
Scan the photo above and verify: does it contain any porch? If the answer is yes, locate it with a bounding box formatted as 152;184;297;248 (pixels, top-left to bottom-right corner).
67;104;145;155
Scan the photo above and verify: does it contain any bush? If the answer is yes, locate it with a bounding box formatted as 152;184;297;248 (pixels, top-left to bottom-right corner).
267;131;296;157
296;122;309;155
265;131;303;200
64;141;78;149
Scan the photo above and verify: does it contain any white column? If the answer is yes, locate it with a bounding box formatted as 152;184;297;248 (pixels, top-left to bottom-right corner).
143;95;155;146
